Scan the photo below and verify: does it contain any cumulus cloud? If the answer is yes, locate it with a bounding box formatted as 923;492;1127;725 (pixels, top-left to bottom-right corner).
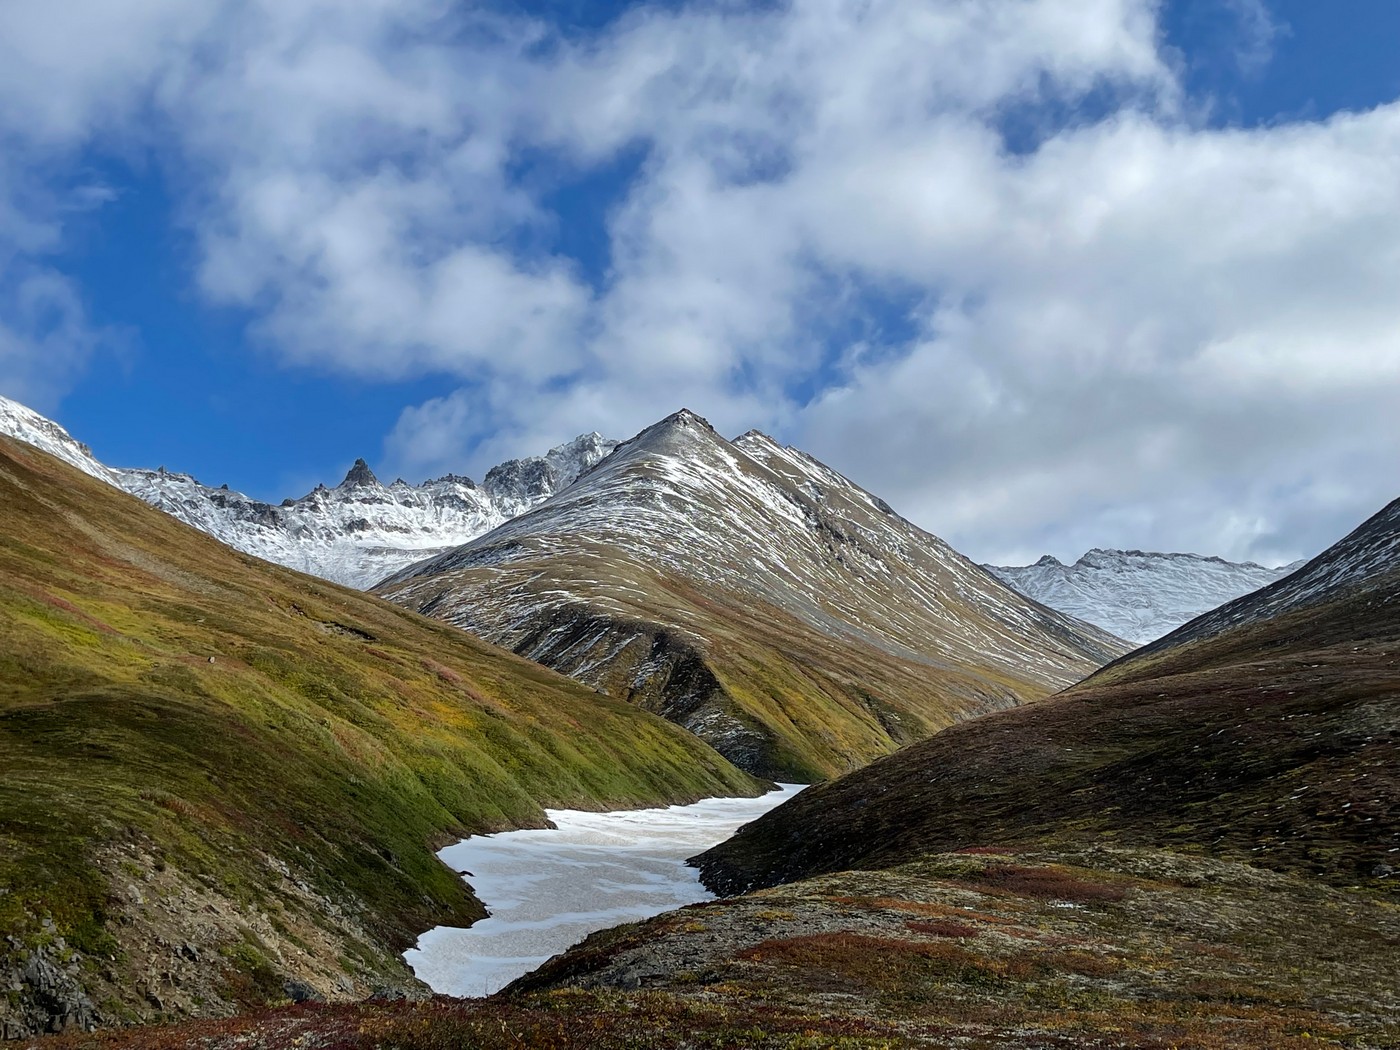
0;0;212;411
5;0;1400;566
0;268;117;411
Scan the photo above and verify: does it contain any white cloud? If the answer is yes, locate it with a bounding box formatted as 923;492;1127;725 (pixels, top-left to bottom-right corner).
0;0;213;410
4;0;1400;567
0;267;118;411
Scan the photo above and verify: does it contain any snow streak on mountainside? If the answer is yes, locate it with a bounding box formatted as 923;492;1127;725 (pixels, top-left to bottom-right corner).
988;550;1302;643
380;410;1131;780
0;394;617;589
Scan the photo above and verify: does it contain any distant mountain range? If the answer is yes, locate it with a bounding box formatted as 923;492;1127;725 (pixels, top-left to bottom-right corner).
988;549;1305;643
378;409;1127;779
0;394;616;588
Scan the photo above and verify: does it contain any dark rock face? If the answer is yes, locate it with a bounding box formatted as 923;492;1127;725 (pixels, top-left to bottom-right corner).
1;944;99;1037
340;458;380;489
484;458;557;504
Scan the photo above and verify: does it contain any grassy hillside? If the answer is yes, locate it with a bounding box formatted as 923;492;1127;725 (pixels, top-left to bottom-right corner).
384;551;1082;782
696;555;1400;896
0;435;762;1036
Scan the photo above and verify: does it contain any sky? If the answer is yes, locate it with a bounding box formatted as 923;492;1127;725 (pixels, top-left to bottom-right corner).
2;0;1399;566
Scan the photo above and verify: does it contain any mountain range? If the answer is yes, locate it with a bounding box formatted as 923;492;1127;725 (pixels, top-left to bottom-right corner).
0;395;616;589
1;395;1300;646
2;389;1397;1047
0;396;1127;781
987;549;1304;642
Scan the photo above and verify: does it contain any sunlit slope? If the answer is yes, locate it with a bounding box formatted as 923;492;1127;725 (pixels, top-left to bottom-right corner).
698;497;1400;895
380;411;1128;781
0;435;761;1032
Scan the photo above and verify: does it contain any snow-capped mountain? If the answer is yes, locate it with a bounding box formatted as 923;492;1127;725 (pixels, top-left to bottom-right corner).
987;549;1303;644
379;409;1130;779
0;395;123;486
0;393;617;589
117;435;619;588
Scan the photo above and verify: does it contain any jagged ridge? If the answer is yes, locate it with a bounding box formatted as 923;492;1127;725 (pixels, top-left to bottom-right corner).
0;394;617;590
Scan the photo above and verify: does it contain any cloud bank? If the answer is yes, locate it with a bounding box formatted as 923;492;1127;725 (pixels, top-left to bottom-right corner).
2;0;1397;564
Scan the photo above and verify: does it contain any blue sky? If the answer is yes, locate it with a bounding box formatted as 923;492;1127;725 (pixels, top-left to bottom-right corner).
3;0;1400;563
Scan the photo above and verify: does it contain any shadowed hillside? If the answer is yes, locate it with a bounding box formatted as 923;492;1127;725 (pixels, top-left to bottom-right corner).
696;497;1400;896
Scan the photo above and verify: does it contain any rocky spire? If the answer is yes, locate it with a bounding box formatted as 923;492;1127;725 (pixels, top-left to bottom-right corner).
340;458;379;489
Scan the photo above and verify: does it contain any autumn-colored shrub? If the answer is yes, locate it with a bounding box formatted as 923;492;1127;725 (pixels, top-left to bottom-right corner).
960;864;1127;903
906;919;979;938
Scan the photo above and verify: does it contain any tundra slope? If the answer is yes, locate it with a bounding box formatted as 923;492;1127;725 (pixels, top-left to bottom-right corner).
0;394;616;589
989;549;1301;643
0;434;760;1038
379;410;1128;781
696;494;1400;896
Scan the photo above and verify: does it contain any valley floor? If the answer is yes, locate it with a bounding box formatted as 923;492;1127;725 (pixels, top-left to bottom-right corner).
32;846;1400;1049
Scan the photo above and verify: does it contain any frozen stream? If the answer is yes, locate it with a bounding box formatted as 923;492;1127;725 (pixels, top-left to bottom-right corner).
404;784;803;997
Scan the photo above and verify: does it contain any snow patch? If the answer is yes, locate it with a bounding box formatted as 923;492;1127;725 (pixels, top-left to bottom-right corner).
403;784;803;997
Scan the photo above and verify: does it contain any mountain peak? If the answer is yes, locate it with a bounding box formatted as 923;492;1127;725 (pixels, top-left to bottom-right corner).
623;409;721;453
0;395;119;486
659;408;713;432
340;458;379;488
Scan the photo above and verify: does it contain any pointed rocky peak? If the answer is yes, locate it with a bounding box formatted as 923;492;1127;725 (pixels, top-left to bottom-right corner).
626;408;720;447
663;408;712;431
544;432;621;486
733;428;772;445
619;409;727;458
340;458;379;489
1034;554;1063;568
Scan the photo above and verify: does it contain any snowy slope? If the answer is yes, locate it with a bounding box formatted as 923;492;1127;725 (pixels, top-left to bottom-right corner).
0;395;123;486
988;550;1302;644
0;393;616;589
380;410;1130;778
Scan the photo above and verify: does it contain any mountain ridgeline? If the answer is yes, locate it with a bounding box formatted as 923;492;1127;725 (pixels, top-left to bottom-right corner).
377;410;1129;781
0;394;618;589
